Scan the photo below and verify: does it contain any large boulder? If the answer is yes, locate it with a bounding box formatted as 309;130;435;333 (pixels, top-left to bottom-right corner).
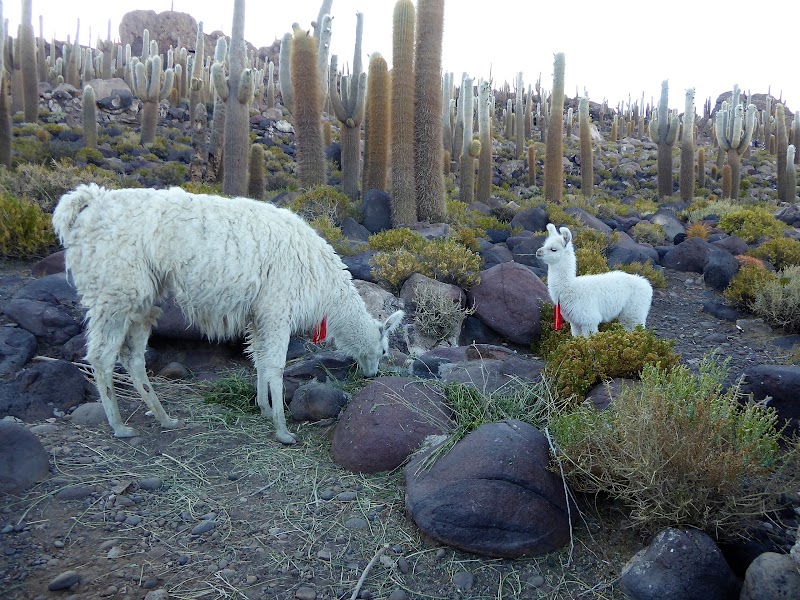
648;211;685;242
0;328;38;378
3;300;81;345
439;355;545;395
0;421;50;494
411;344;515;378
661;237;716;273
119;10;215;56
83;78;134;112
360;189;392;233
331;377;453;474
564;207;612;233
289;382;348;422
740;552;800;600
740;365;800;433
466;262;550;346
342;251;379;283
703;249;740;291
620;528;740;600
405;420;571;558
509;206;548;233
400;274;465;352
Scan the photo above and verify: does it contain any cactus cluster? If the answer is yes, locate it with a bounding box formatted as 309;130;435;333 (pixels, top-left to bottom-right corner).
714;85;757;199
649;80;679;199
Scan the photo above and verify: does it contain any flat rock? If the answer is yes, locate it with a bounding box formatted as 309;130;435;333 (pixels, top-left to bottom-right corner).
0;421;50;494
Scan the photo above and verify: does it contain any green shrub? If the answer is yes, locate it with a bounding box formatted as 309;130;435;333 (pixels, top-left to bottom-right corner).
0;192;57;257
752;266;800;333
370;249;421;290
309;216;353;256
630;221;665;245
617;261;667;289
724;264;778;311
488;203;519;223
575;247;609;275
685;221;711;239
718;208;785;243
367;227;427;253
682;198;742;222
153;162;189;186
543;325;680;401
549;357;795;538
412;285;471;343
749;237;800;270
75;147;105;166
288;185;356;224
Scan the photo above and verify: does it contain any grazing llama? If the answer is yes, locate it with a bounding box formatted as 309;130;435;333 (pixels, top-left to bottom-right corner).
536;223;652;337
52;184;404;443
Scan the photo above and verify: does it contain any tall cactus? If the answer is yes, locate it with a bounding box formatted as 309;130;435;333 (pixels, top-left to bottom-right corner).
207;37;227;183
476;80;492;202
776;103;788;201
714;85;756;200
188;21;204;125
65;20;80;88
390;0;416;226
0;0;10;168
515;72;524;158
19;0;37;122
278;33;294;112
441;71;453;157
544;52;565;202
82;85;97;149
211;0;254;197
329;12;366;200
291;29;326;188
131;42;175;145
578;96;593;197
649;80;679;199
265;60;275;108
190;101;208;183
363;52;389;192
414;0;446;223
679;88;695;202
792;113;800;165
787;145;797;202
458;76;474;204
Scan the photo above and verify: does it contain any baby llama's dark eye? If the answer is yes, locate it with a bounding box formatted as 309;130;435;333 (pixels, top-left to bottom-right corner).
551;247;558;251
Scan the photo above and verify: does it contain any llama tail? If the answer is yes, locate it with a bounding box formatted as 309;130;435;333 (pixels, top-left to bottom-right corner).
52;183;103;245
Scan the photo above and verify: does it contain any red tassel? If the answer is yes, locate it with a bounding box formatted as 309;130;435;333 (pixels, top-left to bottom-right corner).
554;304;563;331
312;316;327;344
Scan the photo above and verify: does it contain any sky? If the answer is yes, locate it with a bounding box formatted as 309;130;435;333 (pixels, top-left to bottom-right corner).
4;0;799;113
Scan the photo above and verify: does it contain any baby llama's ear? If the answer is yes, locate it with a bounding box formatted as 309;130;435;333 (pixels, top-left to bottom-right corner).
559;227;572;245
383;310;405;334
546;223;558;236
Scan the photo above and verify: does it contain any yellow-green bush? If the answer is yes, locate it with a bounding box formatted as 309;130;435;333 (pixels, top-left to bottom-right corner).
549;357;793;538
685;221;711;240
287;185;356;224
543;325;680;401
371;237;482;290
367;227;427;253
752;266;800;333
370;249;422;290
749;237;800;270
718;207;785;243
576;247;610;275
617;261;667;289
630;221;665;245
0;192;57;257
309;216;353;256
723;264;778;311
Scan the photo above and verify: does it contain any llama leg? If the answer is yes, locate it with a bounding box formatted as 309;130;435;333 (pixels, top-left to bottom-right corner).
119;310;181;429
86;315;137;438
251;323;296;444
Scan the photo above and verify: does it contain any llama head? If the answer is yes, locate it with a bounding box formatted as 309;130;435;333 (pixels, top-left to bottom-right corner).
339;310;405;377
536;223;574;265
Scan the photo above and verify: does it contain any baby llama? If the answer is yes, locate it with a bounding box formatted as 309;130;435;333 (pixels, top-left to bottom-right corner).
52;184;404;443
536;223;652;337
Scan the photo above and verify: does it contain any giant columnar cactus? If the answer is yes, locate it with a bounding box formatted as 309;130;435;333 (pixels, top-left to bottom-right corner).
763;96;773;152
524;85;533;139
714;85;756;200
190;101;208;183
291;29;326;187
131;42;175;145
787;145;797;202
0;0;10;168
11;32;24;115
476;80;492;202
776;103;789;201
679;88;695;202
65;20;80;88
19;0;37;122
458;76;474;204
37;16;47;82
390;0;416;226
442;71;453;157
278;32;294;112
82;85;97;148
188;21;204;125
207;37;227;182
266;60;275;108
452;73;465;173
792;114;800;165
279;9;331;116
98;21;114;80
649;80;679;199
363;52;389;192
544;52;565;202
248;143;265;199
515;72;524;158
578;96;593;198
329;12;366;200
414;0;446;223
211;0;255;197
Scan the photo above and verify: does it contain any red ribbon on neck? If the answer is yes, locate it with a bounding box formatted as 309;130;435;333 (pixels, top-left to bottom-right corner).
312;316;327;344
554;304;563;331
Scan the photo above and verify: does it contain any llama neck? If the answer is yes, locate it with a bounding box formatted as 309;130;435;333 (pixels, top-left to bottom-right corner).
321;282;370;338
547;250;577;304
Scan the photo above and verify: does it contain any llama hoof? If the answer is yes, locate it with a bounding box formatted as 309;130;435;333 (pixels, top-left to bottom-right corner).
161;418;184;429
113;425;138;438
276;431;297;445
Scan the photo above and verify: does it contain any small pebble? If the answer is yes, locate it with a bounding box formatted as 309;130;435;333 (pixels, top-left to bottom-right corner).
336;491;357;501
344;517;368;531
295;586;316;600
527;574;545;588
452;570;474;591
125;515;142;526
317;548;332;561
142;577;159;589
387;591;408;600
138;477;163;491
397;556;409;574
53;540;64;548
435;548;447;559
1;525;13;534
319;489;335;501
191;521;216;535
48;570;81;591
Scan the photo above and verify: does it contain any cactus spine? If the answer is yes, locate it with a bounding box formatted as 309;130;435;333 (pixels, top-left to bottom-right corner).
329;12;366;200
291;30;326;188
211;0;254;197
476;80;492;202
414;0;446;223
458;76;475;204
390;0;416;226
776;103;788;201
19;0;37;122
544;52;565;202
578;96;593;197
714;85;756;200
363;52;390;193
649;80;679;199
131;42;175;145
82;85;97;149
679;88;695;201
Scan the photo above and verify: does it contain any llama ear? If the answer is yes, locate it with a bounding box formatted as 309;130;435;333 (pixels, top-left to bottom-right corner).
546;223;558;237
383;310;404;335
560;227;572;244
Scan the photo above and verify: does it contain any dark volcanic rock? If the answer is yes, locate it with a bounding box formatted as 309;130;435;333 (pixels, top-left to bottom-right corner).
740;364;800;433
0;327;38;378
0;421;50;494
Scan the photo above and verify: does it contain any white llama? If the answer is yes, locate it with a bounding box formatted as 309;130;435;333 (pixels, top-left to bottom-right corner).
52;184;404;443
535;223;652;337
